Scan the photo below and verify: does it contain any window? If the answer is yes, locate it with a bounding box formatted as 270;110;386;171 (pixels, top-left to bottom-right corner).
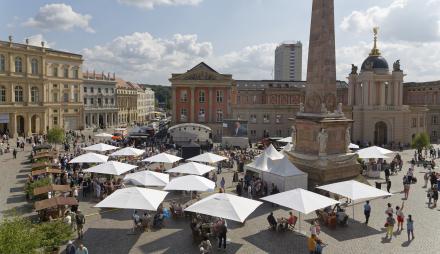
84;97;87;104
74;93;79;103
63;93;69;102
64;84;68;89
105;88;109;93
180;108;188;121
216;109;223;122
263;114;270;123
250;130;256;136
180;90;188;102
64;68;69;78
0;86;5;102
276;115;281;124
0;55;5;72
98;98;102;106
31;87;39;103
31;59;38;75
91;87;94;93
14;86;23;102
90;98;94;105
420;117;424;127
432;116;438;125
199;90;205;103
411;118;417;128
74;109;78;112
111;98;114;104
98;88;101;93
15;57;23;73
73;69;79;79
53;66;58;77
53;84;57;88
105;98;108;104
216;90;223;103
53;93;58;102
111;88;114;93
84;87;87;93
433;131;437;138
198;108;205;122
250;114;257;123
64;109;68;113
53;116;58;125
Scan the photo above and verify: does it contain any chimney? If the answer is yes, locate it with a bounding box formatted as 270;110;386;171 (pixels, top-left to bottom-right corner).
41;41;45;47
8;35;12;47
25;38;29;45
113;72;115;80
86;70;89;79
101;71;104;80
107;72;110;80
93;70;96;79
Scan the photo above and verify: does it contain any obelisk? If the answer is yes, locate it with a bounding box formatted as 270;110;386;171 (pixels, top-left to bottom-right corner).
287;0;360;186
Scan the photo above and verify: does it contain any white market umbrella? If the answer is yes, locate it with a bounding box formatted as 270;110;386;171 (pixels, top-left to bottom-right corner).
261;188;339;233
166;162;215;176
184;193;262;223
82;143;119;152
95;187;168;211
188;152;228;164
124;171;169;187
142;152;182;163
356;146;394;159
163;175;215;192
278;137;292;143
348;143;359;149
69;153;108;164
83;161;137;175
110;147;145;157
95;133;114;138
317;180;392;219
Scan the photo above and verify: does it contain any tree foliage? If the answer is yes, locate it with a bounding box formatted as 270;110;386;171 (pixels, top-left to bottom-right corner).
46;127;66;145
37;220;73;251
411;132;430;152
0;217;40;254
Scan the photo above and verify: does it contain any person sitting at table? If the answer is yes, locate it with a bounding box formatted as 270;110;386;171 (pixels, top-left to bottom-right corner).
336;210;348;225
141;212;151;232
277;217;288;231
153;211;164;229
267;212;277;230
199;236;212;254
287;211;297;229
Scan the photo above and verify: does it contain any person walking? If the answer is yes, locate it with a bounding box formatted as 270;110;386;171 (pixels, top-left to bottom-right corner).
76;244;89;254
220;177;226;192
385;213;395;239
432;187;438;208
406;214;415;241
65;240;76;254
218;219;227;250
75;210;86;239
247;184;252;199
403;180;410;200
307;234;318;254
396;202;405;231
12;148;17;159
386;179;392;193
364;201;371;224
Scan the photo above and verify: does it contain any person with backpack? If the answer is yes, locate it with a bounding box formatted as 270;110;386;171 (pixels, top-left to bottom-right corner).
65;240;76;254
76;210;86;239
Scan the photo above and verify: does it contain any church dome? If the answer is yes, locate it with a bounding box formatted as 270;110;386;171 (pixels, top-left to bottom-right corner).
361;55;389;71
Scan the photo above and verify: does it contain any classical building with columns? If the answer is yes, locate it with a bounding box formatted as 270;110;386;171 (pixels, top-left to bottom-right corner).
0;37;84;137
83;71;118;129
348;31;428;146
170;62;234;140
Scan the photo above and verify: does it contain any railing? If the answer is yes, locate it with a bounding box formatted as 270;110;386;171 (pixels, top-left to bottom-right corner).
354;105;410;111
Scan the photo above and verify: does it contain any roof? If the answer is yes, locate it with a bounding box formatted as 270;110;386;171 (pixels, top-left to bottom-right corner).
0;40;82;57
169;123;212;132
404;81;440;87
33;184;71;196
83;72;116;81
188;62;218;73
34;197;78;211
361;55;389;71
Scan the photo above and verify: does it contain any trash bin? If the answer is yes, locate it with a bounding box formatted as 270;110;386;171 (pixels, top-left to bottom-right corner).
375;181;381;189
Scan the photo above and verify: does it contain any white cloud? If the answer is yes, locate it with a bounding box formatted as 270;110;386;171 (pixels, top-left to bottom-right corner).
23;3;94;33
117;0;203;9
25;34;54;48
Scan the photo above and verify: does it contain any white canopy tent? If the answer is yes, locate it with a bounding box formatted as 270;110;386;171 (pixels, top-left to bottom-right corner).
94;133;114;138
281;143;293;153
187;152;228;164
278;137;292;143
82;143;119;152
124;170;169;187
166;162;214;176
69;153;108;164
142;152;182;163
348;143;360;149
356;146;394;159
261;188;340;233
163;175;215;192
317;180;392;219
110;147;145;157
83;161;137;175
95;187;168;211
184;193;262;222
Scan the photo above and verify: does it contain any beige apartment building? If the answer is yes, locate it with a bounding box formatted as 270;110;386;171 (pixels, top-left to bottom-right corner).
0;36;83;137
136;87;155;124
116;79;138;127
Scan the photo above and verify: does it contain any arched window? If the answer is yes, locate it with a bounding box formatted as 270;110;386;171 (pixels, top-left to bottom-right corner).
15;57;23;73
31;87;39;103
31;59;38;75
15;86;23;102
0;86;6;102
0;55;5;72
199;90;205;103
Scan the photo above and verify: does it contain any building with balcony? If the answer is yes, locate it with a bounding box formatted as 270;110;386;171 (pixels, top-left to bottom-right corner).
83;71;118;129
0;36;83;137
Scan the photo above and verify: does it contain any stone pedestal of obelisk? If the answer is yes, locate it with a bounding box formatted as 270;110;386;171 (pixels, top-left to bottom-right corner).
286;0;360;187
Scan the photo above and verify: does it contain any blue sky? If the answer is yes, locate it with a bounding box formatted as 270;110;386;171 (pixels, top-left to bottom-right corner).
2;0;440;84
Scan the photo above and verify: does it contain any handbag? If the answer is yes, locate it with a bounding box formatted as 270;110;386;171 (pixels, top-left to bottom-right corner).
384;222;388;227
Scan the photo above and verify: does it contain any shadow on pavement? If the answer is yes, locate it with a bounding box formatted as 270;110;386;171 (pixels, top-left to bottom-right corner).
244;228;308;253
6;194;26;204
318;219;383;242
10;186;24;193
81;227;142;254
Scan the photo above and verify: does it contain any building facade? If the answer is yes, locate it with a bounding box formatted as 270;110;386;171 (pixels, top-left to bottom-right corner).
170;62;234;139
83;71;118;129
116;79;138;127
274;42;302;81
136;87;155;124
0;37;83;137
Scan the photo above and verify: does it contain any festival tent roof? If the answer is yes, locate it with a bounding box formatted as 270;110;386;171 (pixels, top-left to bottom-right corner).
83;161;137;175
142;152;182;163
110;147;145;157
317;180;392;201
82;143;119;152
166;162;215;176
278;137;292;143
356;146;394;159
163;175;215;192
184;193;262;222
95;187;168;211
69;153;108;164
348;143;360;149
261;188;339;214
124;170;169;187
94;133;114;138
187;152;228;164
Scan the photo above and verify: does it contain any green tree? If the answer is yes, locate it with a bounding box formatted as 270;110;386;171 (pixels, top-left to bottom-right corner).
37;220;73;252
46;127;65;145
25;177;51;200
0;217;40;254
411;132;430;152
